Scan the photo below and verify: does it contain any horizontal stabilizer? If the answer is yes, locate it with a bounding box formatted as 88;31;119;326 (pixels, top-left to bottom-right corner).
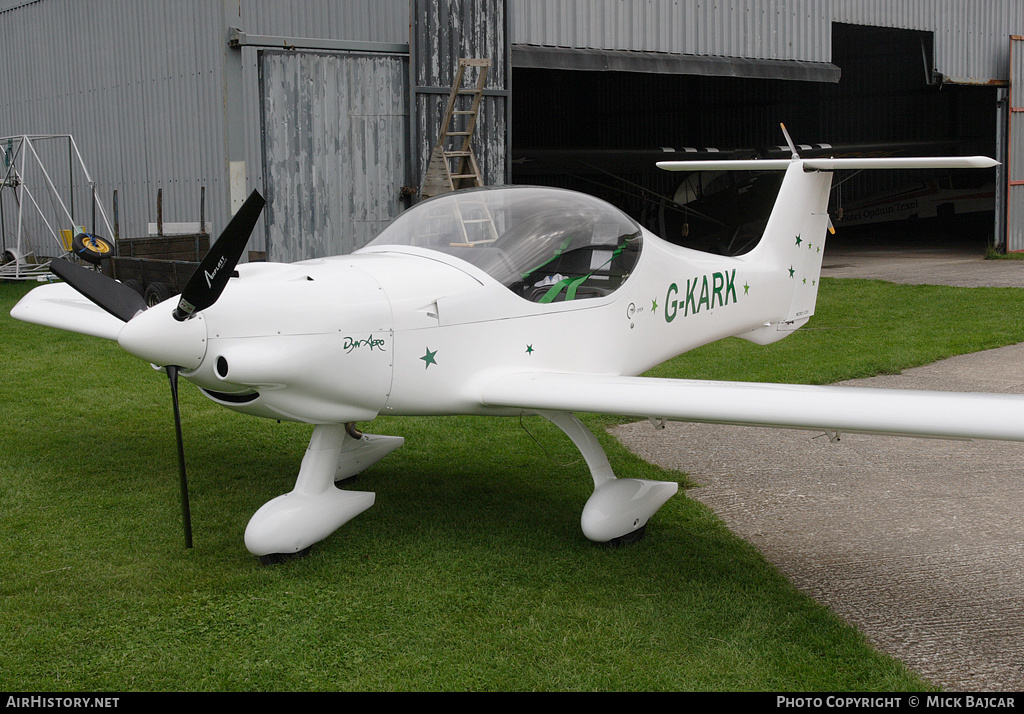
657;159;792;172
802;156;999;170
657;156;999;172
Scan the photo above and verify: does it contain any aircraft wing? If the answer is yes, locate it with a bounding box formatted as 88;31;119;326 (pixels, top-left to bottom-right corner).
10;281;125;341
480;372;1024;442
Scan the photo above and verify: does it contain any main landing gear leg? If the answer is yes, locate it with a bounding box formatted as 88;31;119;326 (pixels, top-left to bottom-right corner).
539;411;678;545
244;423;404;562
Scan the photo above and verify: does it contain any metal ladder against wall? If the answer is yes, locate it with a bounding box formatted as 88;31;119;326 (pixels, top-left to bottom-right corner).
420;58;491;199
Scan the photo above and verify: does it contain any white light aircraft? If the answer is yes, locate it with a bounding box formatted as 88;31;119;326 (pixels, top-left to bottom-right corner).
10;129;1013;562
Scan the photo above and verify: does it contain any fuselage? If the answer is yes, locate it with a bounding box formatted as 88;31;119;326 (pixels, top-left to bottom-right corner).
11;180;833;428
115;181;836;425
175;229;797;425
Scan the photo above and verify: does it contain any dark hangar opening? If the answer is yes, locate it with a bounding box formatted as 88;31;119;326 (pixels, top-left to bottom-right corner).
511;23;998;254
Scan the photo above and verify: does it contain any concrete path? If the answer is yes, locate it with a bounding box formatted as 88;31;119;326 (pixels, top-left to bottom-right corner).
822;244;1024;288
611;244;1024;691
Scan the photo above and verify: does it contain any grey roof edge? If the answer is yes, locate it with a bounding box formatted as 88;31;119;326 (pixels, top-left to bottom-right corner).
511;44;841;83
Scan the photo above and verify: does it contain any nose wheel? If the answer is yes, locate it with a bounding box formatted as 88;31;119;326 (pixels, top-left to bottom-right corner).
244;423;404;561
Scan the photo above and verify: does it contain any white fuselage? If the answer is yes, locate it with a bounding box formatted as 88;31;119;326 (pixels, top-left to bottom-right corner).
177;226;801;425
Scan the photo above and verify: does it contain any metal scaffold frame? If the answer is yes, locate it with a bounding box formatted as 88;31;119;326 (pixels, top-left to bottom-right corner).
0;134;115;279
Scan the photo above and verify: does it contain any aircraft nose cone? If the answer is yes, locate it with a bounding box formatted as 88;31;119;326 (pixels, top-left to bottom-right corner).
118;302;208;370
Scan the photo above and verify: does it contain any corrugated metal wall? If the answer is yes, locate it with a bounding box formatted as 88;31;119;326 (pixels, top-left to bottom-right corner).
0;0;513;260
1007;37;1024;251
511;0;832;62
240;0;409;43
832;0;1024;85
511;0;1024;86
0;0;412;260
0;0;228;256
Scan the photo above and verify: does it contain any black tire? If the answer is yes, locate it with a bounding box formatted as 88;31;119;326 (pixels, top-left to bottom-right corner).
258;548;311;566
121;279;144;296
71;233;114;265
604;524;647;547
144;281;172;307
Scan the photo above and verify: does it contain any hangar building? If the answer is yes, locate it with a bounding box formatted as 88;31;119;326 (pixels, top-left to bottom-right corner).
2;0;1023;266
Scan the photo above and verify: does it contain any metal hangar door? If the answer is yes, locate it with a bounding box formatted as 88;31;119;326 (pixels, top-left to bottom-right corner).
260;50;409;262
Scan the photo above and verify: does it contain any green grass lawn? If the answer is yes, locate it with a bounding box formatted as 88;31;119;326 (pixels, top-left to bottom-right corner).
3;277;1024;691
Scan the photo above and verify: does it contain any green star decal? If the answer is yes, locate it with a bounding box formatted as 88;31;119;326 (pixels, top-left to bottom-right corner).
744;282;750;295
525;344;534;355
795;235;802;246
420;347;438;369
651;298;658;312
788;266;795;278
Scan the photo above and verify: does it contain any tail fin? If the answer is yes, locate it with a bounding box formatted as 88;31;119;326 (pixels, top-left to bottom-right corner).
658;129;998;336
659;157;835;336
745;161;833;331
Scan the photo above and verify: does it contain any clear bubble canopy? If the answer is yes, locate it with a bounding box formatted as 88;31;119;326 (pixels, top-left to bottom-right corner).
362;186;643;302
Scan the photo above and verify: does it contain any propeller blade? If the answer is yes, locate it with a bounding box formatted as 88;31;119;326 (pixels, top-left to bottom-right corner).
173;190;266;321
166;365;193;549
49;258;147;323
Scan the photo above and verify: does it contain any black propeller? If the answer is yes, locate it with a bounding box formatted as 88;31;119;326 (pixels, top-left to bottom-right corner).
49;189;266;548
49;258;146;322
173;191;266;321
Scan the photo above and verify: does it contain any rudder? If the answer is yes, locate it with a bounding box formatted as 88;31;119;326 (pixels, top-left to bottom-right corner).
745;161;834;331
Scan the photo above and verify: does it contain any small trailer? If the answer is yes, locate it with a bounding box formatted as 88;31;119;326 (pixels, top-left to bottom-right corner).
100;232;209;307
97;188;213;307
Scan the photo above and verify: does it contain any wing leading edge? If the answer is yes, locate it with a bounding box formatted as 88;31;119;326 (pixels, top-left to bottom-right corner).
481;372;1024;442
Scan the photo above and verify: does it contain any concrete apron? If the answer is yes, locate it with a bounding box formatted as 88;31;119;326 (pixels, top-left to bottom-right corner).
611;246;1024;691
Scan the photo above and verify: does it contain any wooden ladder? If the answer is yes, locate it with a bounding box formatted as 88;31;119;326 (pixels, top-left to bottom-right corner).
448;193;500;246
420;58;491;199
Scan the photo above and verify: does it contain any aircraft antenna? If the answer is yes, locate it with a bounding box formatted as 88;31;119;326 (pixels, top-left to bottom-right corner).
780;123;800;160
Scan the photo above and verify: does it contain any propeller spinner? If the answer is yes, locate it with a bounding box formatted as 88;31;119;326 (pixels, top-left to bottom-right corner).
48;190;266;547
